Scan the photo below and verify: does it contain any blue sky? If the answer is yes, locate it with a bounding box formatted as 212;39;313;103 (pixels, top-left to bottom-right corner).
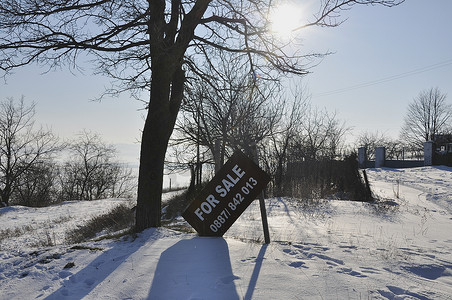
302;0;452;141
0;62;145;166
1;0;451;173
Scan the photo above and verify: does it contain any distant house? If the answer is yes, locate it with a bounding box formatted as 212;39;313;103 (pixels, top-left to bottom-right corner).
433;134;452;154
432;134;452;167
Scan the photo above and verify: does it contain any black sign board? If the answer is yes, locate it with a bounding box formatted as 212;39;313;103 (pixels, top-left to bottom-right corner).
182;151;271;236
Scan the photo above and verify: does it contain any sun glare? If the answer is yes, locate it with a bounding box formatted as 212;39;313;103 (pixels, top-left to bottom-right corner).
269;2;302;37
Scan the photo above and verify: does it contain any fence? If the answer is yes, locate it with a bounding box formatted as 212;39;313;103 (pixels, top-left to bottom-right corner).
358;142;434;169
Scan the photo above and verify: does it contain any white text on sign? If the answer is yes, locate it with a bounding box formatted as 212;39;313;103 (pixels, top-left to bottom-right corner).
194;164;245;221
209;177;258;233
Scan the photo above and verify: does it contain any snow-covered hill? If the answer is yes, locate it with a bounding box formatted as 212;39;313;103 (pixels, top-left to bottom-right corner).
1;166;451;299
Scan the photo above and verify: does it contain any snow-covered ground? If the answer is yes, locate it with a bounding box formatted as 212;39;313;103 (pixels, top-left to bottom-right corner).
0;166;451;299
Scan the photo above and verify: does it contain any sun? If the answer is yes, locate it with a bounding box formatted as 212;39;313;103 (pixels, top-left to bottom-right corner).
269;2;303;37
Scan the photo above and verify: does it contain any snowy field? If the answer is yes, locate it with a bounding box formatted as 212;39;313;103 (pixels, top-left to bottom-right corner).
0;166;451;299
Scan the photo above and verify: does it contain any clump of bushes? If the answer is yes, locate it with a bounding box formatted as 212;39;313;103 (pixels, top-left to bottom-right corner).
284;154;372;202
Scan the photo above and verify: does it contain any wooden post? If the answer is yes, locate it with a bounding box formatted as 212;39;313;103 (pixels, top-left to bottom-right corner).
251;144;270;244
362;169;372;201
258;186;270;244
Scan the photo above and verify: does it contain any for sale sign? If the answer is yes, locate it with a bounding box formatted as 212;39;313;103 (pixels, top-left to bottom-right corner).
182;150;271;236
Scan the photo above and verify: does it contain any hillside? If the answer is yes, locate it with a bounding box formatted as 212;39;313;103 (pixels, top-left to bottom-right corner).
1;166;451;299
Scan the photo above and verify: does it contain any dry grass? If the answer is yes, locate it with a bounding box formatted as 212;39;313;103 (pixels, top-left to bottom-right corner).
65;203;135;244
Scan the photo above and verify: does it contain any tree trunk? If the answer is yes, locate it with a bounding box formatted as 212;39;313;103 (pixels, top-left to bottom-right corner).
135;64;185;231
0;189;9;206
135;0;207;231
135;117;166;230
1;177;12;206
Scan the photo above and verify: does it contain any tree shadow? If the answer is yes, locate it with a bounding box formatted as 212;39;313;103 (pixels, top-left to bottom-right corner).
147;237;239;300
432;165;452;172
244;244;267;300
268;197;293;221
44;229;154;300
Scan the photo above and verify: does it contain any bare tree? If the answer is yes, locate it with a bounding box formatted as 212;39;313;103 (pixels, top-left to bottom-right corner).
355;130;391;160
175;53;252;171
260;89;309;196
60;130;136;200
355;131;406;160
385;140;405;160
0;97;61;206
173;51;281;184
0;0;403;230
401;87;452;151
12;160;60;207
109;166;137;199
290;105;349;161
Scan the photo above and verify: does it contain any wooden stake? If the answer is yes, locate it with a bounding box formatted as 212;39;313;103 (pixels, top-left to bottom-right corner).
251;144;270;244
